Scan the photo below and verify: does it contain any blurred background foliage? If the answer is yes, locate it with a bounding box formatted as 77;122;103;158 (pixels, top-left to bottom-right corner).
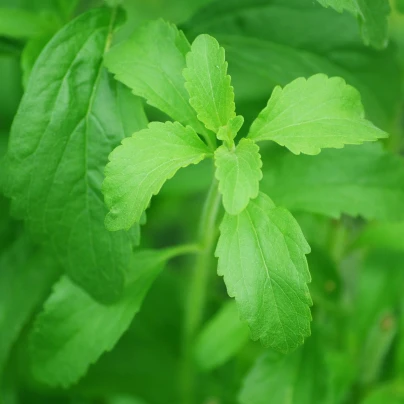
1;0;404;403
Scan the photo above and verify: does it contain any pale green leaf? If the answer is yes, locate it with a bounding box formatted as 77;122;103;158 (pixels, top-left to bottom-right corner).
215;192;312;353
248;74;387;155
214;138;262;215
0;237;60;379
29;249;170;387
317;0;390;49
184;0;400;130
2;9;147;303
194;301;250;371
217;115;244;144
183;34;235;133
261;143;404;220
103;121;211;231
104;20;208;137
239;337;327;404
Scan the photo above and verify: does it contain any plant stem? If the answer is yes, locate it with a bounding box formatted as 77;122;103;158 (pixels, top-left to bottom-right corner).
163;243;202;261
181;177;222;404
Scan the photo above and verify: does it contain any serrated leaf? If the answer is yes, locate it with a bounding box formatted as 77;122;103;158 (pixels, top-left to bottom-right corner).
261;143;404;220
194;301;250;371
239;336;327;404
103;121;211;231
183;34;235;133
214;138;262;215
248;74;387;155
2;9;148;303
184;0;400;130
0;237;60;379
104;20;208;137
317;0;390;49
29;249;170;388
215;192;312;353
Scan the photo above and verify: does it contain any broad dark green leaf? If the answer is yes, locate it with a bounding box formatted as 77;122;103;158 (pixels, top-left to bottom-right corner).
214;138;262;215
239;337;327;404
216;192;312;353
0;237;60;379
104;19;208;137
183;34;235;133
2;9;148;303
261;143;404;220
194;301;250;371
183;0;400;130
29;249;173;387
248;74;387;155
103;121;211;231
317;0;390;49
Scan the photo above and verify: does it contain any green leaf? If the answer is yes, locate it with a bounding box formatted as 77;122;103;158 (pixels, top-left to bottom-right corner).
2;9;148;303
217;115;244;144
183;34;236;133
239;337;327;404
317;0;390;49
184;0;400;130
29;249;170;387
215;192;312;353
248;74;387;155
194;301;250;371
0;237;60;379
214;138;262;215
103;121;211;231
104;20;208;137
261;143;404;220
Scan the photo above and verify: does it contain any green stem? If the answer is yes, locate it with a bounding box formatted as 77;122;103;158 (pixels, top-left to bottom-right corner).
162;243;201;261
181;177;222;404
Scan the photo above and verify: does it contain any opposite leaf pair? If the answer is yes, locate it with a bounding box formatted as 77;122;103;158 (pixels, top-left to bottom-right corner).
104;25;387;352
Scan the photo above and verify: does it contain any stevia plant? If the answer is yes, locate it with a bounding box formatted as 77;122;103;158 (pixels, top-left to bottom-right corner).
1;1;404;403
103;26;386;354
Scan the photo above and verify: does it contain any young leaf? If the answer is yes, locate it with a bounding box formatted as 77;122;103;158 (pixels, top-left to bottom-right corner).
194;301;250;371
217;115;244;144
0;237;60;379
239;336;327;404
317;0;390;49
183;34;236;133
215;192;312;353
104;20;208;137
2;8;148;303
29;249;169;388
103;121;211;231
248;74;387;155
214;138;262;215
261;143;404;220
